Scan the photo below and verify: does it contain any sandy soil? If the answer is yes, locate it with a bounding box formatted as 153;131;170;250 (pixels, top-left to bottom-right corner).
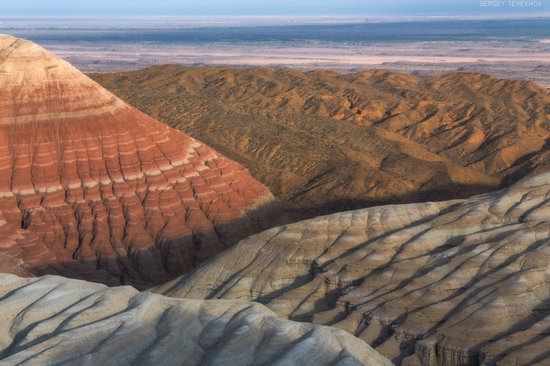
50;41;550;86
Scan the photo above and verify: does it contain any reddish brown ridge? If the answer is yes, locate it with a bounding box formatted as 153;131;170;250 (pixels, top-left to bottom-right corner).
0;35;275;288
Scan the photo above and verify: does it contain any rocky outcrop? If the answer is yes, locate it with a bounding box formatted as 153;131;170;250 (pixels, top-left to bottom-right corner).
92;66;550;220
155;172;550;365
0;35;275;288
0;273;392;366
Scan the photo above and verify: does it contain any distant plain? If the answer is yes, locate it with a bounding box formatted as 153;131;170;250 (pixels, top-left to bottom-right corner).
1;16;549;85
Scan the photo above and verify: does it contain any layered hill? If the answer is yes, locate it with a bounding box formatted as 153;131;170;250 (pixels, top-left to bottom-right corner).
92;66;550;219
0;35;275;288
0;273;392;366
155;171;550;366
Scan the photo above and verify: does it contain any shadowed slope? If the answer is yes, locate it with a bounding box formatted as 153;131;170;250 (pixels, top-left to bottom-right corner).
92;66;550;219
0;274;392;366
0;35;275;288
155;172;550;365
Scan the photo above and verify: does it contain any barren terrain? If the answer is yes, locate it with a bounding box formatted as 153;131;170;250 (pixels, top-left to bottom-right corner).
0;273;392;365
93;66;550;219
156;171;550;365
0;35;275;288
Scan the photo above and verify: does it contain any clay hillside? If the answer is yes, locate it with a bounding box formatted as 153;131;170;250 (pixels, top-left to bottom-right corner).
0;273;392;366
156;171;550;366
0;35;275;288
92;66;550;220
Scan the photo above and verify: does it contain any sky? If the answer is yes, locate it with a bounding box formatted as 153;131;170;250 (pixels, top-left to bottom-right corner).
0;0;548;17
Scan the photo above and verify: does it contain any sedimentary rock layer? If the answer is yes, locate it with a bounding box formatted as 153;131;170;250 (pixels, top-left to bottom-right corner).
92;66;550;220
0;273;392;366
156;172;550;365
0;35;274;287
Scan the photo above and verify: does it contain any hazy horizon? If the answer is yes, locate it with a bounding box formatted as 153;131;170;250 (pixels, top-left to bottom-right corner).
1;2;549;86
1;0;548;17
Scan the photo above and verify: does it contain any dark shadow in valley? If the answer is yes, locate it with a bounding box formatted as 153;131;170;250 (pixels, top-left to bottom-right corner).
279;181;499;224
6;202;282;291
